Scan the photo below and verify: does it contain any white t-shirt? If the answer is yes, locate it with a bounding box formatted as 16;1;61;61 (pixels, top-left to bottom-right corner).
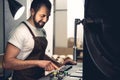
8;21;47;60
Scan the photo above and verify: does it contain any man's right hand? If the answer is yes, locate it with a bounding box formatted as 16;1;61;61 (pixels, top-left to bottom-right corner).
37;60;59;71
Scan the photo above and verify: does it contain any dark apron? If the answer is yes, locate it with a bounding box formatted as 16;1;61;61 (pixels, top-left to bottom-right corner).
12;22;48;80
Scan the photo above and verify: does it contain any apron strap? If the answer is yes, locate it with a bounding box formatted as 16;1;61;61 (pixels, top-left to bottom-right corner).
22;21;35;38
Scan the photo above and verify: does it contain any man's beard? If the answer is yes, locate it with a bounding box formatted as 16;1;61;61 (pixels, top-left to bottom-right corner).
33;16;45;28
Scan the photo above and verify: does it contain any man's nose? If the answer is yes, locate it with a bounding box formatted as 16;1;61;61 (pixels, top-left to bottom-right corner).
43;17;48;22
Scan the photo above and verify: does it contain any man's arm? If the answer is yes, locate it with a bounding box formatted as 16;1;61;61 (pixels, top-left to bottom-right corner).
2;43;58;71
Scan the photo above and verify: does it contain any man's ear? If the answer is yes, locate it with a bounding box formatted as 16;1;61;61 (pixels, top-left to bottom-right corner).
31;8;35;16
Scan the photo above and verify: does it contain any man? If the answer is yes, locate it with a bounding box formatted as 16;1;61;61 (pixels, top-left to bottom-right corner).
3;0;59;80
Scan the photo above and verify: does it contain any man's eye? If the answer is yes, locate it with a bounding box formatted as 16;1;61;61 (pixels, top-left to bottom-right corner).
41;15;45;18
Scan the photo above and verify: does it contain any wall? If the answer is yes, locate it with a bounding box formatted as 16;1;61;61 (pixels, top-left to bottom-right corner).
44;0;54;56
0;0;3;54
54;0;67;47
67;0;84;45
54;0;84;48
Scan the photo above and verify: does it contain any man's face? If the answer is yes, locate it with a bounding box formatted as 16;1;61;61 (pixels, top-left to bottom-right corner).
32;5;50;28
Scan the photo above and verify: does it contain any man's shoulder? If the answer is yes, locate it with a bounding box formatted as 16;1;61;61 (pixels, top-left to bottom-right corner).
9;22;31;39
14;22;29;33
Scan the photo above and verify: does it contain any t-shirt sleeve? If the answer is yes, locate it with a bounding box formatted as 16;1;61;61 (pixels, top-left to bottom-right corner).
8;27;25;50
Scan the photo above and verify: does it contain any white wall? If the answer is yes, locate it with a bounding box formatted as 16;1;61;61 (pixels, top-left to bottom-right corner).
55;0;84;48
44;0;54;57
67;0;85;44
56;0;67;9
26;0;33;19
54;0;67;47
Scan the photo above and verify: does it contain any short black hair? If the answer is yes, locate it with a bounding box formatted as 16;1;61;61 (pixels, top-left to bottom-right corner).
30;0;52;12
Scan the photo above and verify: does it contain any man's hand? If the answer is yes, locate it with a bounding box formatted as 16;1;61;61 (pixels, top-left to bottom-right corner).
37;60;59;71
63;57;77;65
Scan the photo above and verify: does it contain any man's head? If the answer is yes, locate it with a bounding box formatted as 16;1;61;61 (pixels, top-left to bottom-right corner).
30;0;52;28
